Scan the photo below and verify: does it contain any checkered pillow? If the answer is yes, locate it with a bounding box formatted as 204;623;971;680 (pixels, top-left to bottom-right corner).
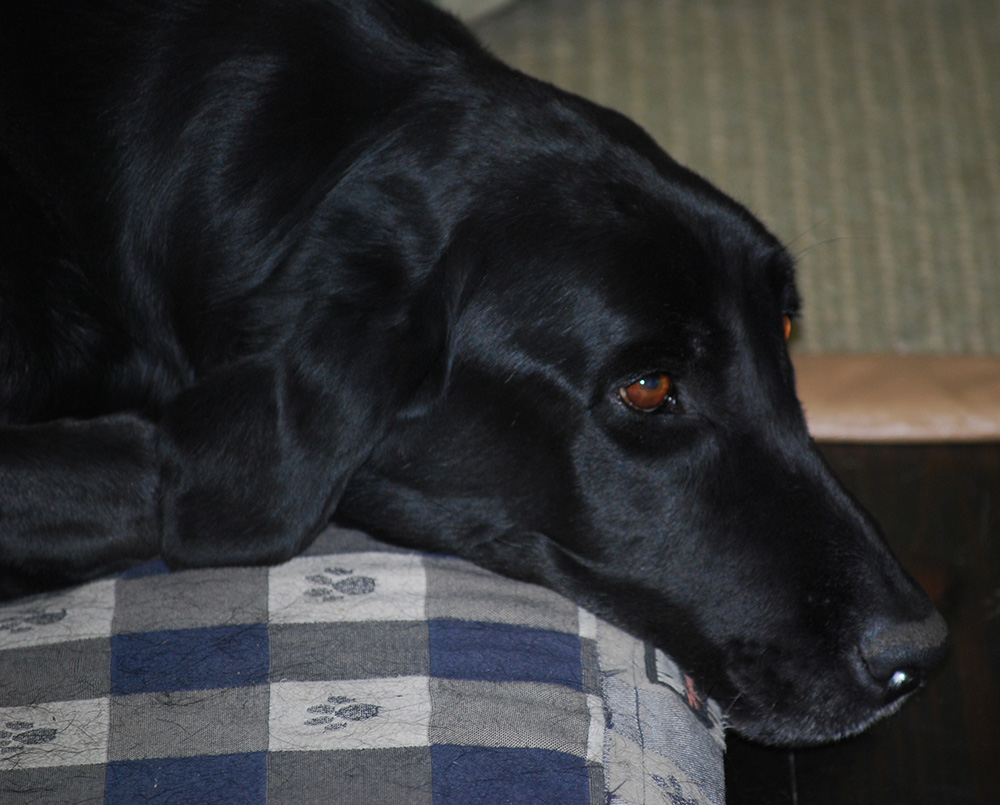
0;526;725;804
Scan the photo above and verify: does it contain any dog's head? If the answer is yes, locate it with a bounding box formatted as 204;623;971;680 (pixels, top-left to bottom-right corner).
332;88;947;746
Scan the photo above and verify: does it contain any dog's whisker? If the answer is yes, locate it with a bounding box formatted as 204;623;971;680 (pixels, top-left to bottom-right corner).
790;233;877;262
781;218;832;251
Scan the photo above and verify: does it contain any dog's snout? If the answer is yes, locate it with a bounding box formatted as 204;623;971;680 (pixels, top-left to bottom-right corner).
859;610;949;700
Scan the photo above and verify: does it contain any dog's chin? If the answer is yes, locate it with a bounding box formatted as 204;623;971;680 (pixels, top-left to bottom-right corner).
725;691;913;747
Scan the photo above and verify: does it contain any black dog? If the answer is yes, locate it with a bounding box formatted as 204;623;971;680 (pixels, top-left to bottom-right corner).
0;0;946;745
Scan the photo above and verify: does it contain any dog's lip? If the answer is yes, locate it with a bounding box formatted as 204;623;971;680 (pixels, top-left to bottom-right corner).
723;689;914;746
803;693;914;746
835;694;911;740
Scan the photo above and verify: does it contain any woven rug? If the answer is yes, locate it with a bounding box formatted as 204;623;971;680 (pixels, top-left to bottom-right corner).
472;0;1000;356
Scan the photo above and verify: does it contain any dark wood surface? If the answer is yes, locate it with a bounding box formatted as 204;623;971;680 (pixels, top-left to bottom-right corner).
725;443;1000;804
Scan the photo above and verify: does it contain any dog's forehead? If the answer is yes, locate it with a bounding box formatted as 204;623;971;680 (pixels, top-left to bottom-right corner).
533;176;796;347
623;200;794;333
462;181;796;395
459;97;798;376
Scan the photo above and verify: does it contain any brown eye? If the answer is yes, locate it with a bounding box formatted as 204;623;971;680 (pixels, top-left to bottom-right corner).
782;315;792;341
620;373;672;412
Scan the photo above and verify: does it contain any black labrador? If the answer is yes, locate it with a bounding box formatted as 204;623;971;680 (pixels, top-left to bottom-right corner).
0;0;947;746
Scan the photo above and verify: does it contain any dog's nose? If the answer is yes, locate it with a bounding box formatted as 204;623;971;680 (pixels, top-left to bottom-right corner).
859;610;949;700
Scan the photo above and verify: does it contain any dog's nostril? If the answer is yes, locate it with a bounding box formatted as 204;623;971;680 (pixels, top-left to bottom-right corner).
859;610;949;700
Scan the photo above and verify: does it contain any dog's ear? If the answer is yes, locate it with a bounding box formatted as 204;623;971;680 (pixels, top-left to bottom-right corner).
158;254;455;569
154;156;465;568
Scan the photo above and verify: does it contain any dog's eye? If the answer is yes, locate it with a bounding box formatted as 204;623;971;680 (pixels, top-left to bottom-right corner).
782;315;792;341
619;373;673;412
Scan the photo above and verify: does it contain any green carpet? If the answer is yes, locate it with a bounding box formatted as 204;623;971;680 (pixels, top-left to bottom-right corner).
470;0;1000;354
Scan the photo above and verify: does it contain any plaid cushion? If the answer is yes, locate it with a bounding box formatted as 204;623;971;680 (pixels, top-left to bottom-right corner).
0;525;724;804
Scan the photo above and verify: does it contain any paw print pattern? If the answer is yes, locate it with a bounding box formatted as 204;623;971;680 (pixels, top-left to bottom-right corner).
0;608;67;635
303;567;376;603
0;722;58;755
304;696;381;731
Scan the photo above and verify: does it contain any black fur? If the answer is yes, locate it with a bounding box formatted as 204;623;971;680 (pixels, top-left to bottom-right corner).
0;0;946;745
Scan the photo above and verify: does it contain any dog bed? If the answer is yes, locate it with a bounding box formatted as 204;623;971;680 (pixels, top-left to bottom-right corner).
0;525;725;805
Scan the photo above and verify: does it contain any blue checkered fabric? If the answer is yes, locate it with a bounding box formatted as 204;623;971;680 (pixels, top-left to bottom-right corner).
0;526;724;804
